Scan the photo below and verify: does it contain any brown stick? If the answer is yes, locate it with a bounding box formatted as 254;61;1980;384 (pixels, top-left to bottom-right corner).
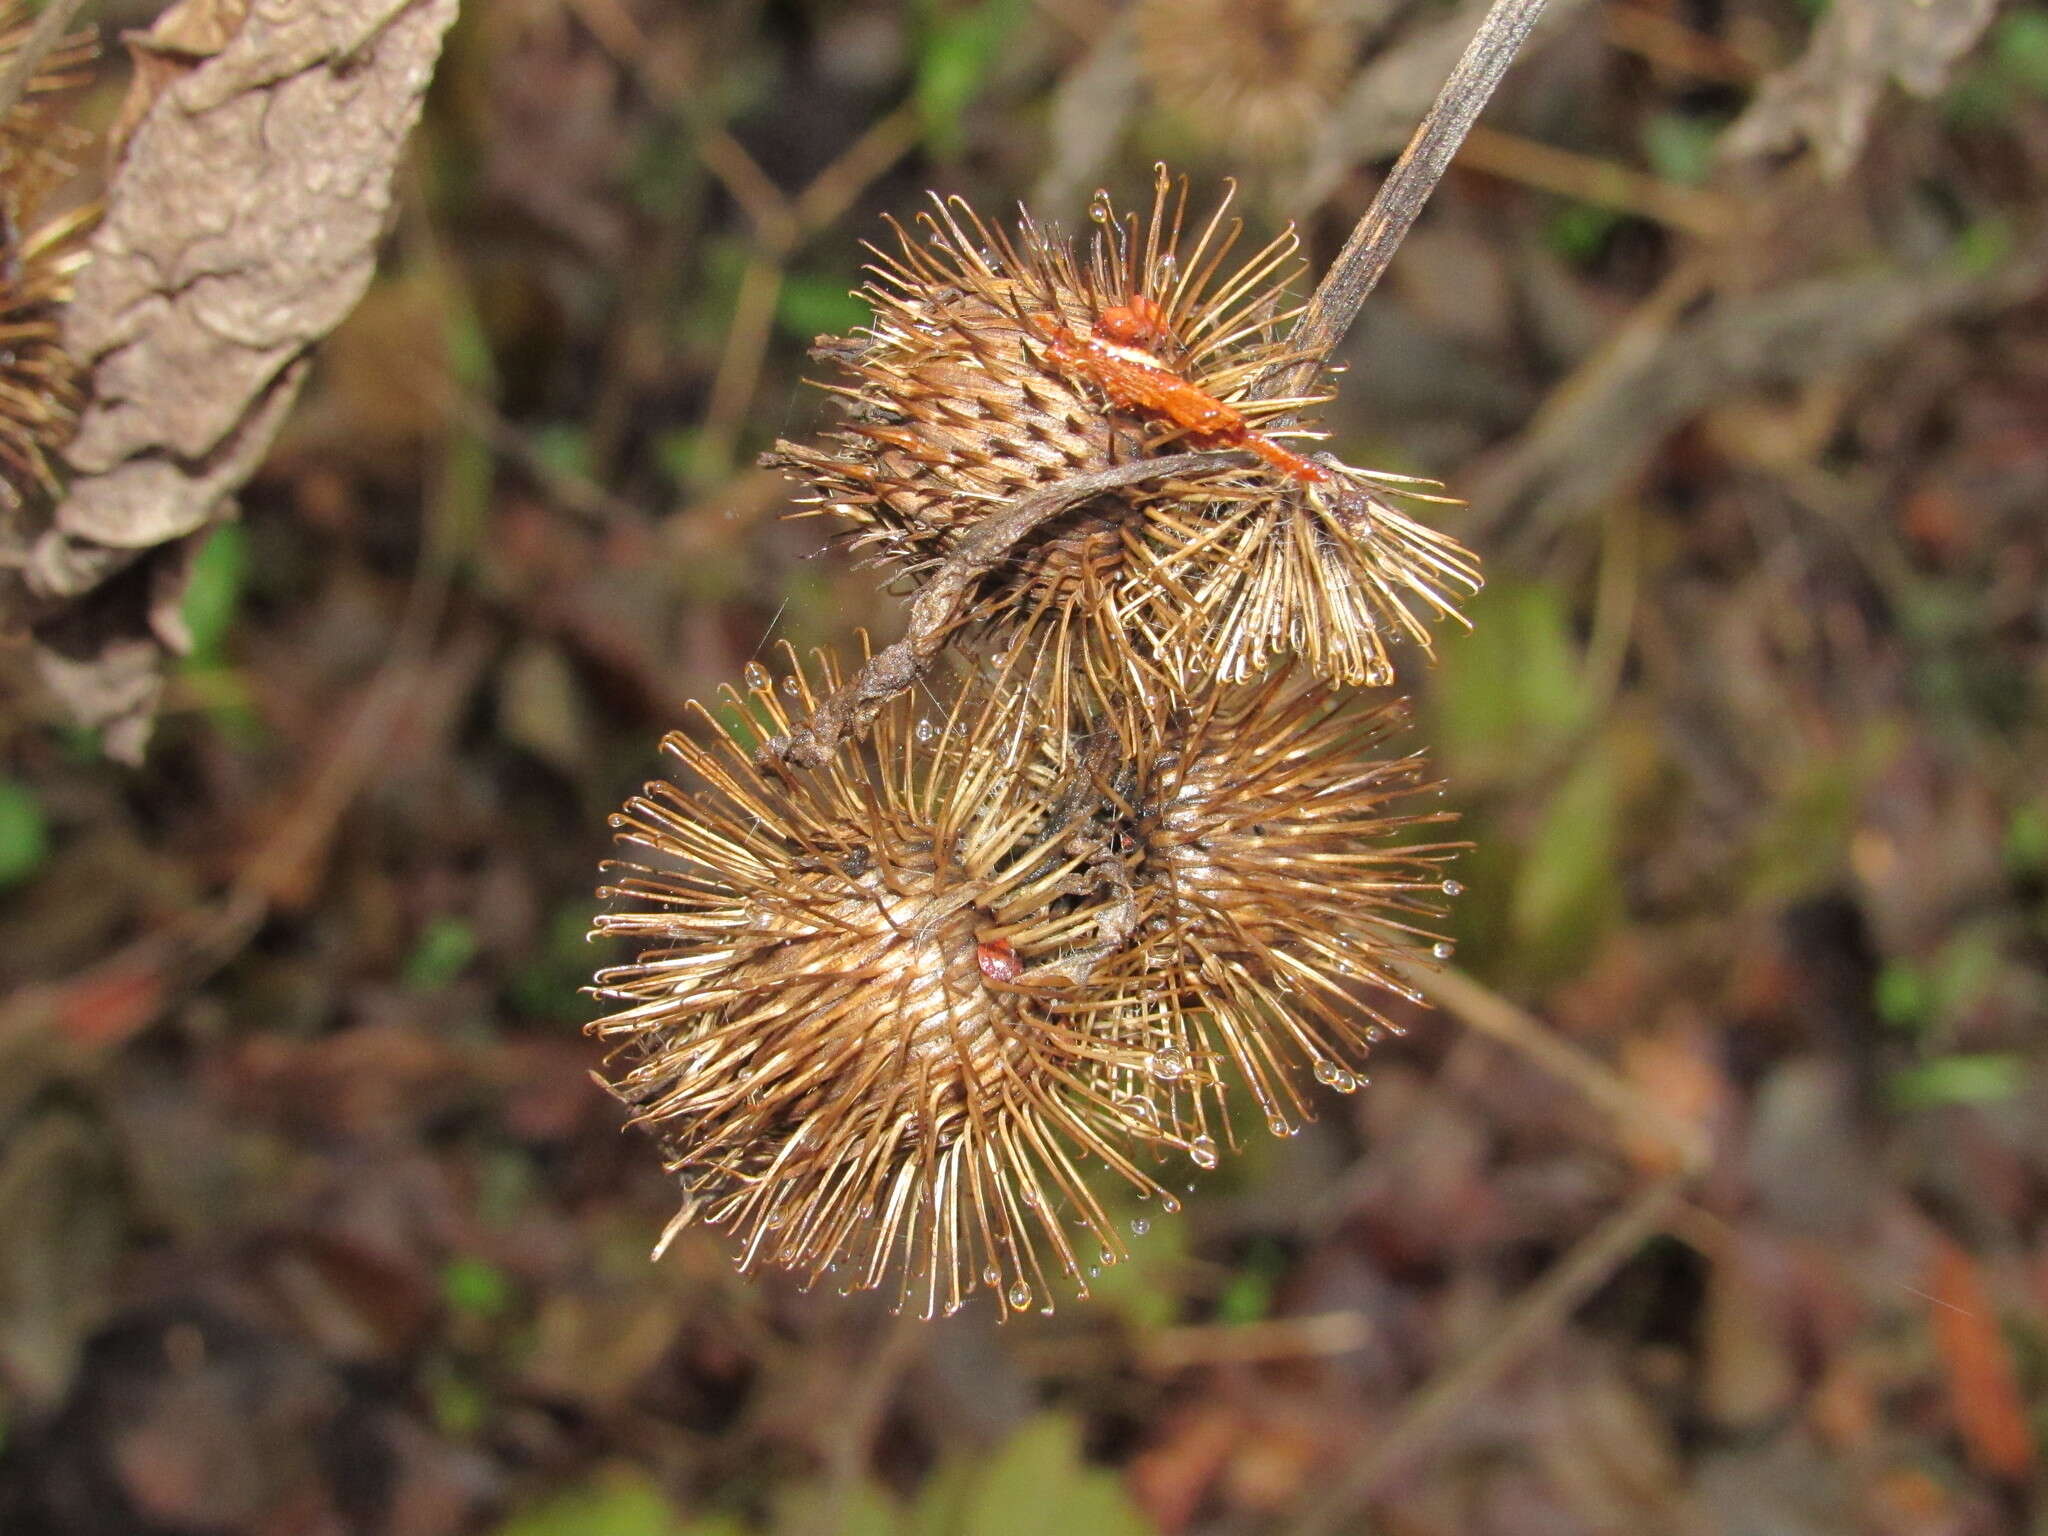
1271;0;1550;401
757;450;1241;769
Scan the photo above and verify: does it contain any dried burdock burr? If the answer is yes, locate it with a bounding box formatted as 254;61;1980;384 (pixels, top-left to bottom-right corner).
766;165;1479;697
0;3;93;511
601;0;1551;1317
1049;669;1463;1140
0;204;89;509
1135;0;1360;163
588;645;1205;1318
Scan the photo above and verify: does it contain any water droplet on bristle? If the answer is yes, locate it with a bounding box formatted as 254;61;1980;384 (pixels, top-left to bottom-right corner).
742;661;770;691
1432;941;1455;960
1146;1048;1187;1083
915;717;938;743
1441;879;1465;897
781;676;801;698
982;1264;1000;1287
1189;1135;1219;1170
1130;1218;1149;1237
1007;1280;1033;1310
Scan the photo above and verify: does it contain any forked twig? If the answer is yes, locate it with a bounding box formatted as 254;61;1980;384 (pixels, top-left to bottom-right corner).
1273;0;1551;401
758;449;1240;769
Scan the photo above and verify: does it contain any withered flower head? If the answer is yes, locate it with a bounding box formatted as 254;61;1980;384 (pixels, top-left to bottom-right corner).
768;166;1478;697
589;646;1196;1318
1061;667;1463;1139
0;203;90;510
0;3;95;510
1136;0;1359;162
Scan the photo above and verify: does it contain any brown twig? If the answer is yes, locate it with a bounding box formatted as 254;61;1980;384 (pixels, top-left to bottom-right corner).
1456;123;1734;238
1287;1171;1690;1535
0;0;89;127
1273;0;1550;400
756;450;1241;769
1405;960;1709;1173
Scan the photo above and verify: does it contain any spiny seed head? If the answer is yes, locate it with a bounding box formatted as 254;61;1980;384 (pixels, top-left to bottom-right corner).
767;165;1479;696
1051;668;1463;1138
771;166;1313;571
1136;0;1360;162
0;205;91;510
0;4;94;512
589;645;1198;1319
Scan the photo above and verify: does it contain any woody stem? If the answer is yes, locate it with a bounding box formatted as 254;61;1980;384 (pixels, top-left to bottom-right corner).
757;449;1247;771
1272;0;1551;401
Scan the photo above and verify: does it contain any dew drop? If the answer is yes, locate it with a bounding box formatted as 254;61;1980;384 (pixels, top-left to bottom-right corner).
742;661;771;692
1088;194;1113;224
1432;941;1455;961
1146;1048;1188;1083
1268;1115;1296;1138
1130;1218;1149;1237
1189;1135;1219;1170
1155;254;1178;288
1008;1280;1033;1309
915;717;938;743
781;676;802;699
1087;1266;1100;1279
982;1264;1001;1287
1160;1196;1180;1214
1313;1058;1340;1086
1441;879;1465;897
1040;1304;1055;1315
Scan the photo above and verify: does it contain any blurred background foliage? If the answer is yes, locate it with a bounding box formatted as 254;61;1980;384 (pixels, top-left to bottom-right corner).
1;0;2046;1532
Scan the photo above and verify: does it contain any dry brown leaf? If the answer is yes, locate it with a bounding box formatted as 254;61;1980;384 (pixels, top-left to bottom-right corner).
1724;0;2000;179
1925;1231;2036;1483
0;0;457;762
